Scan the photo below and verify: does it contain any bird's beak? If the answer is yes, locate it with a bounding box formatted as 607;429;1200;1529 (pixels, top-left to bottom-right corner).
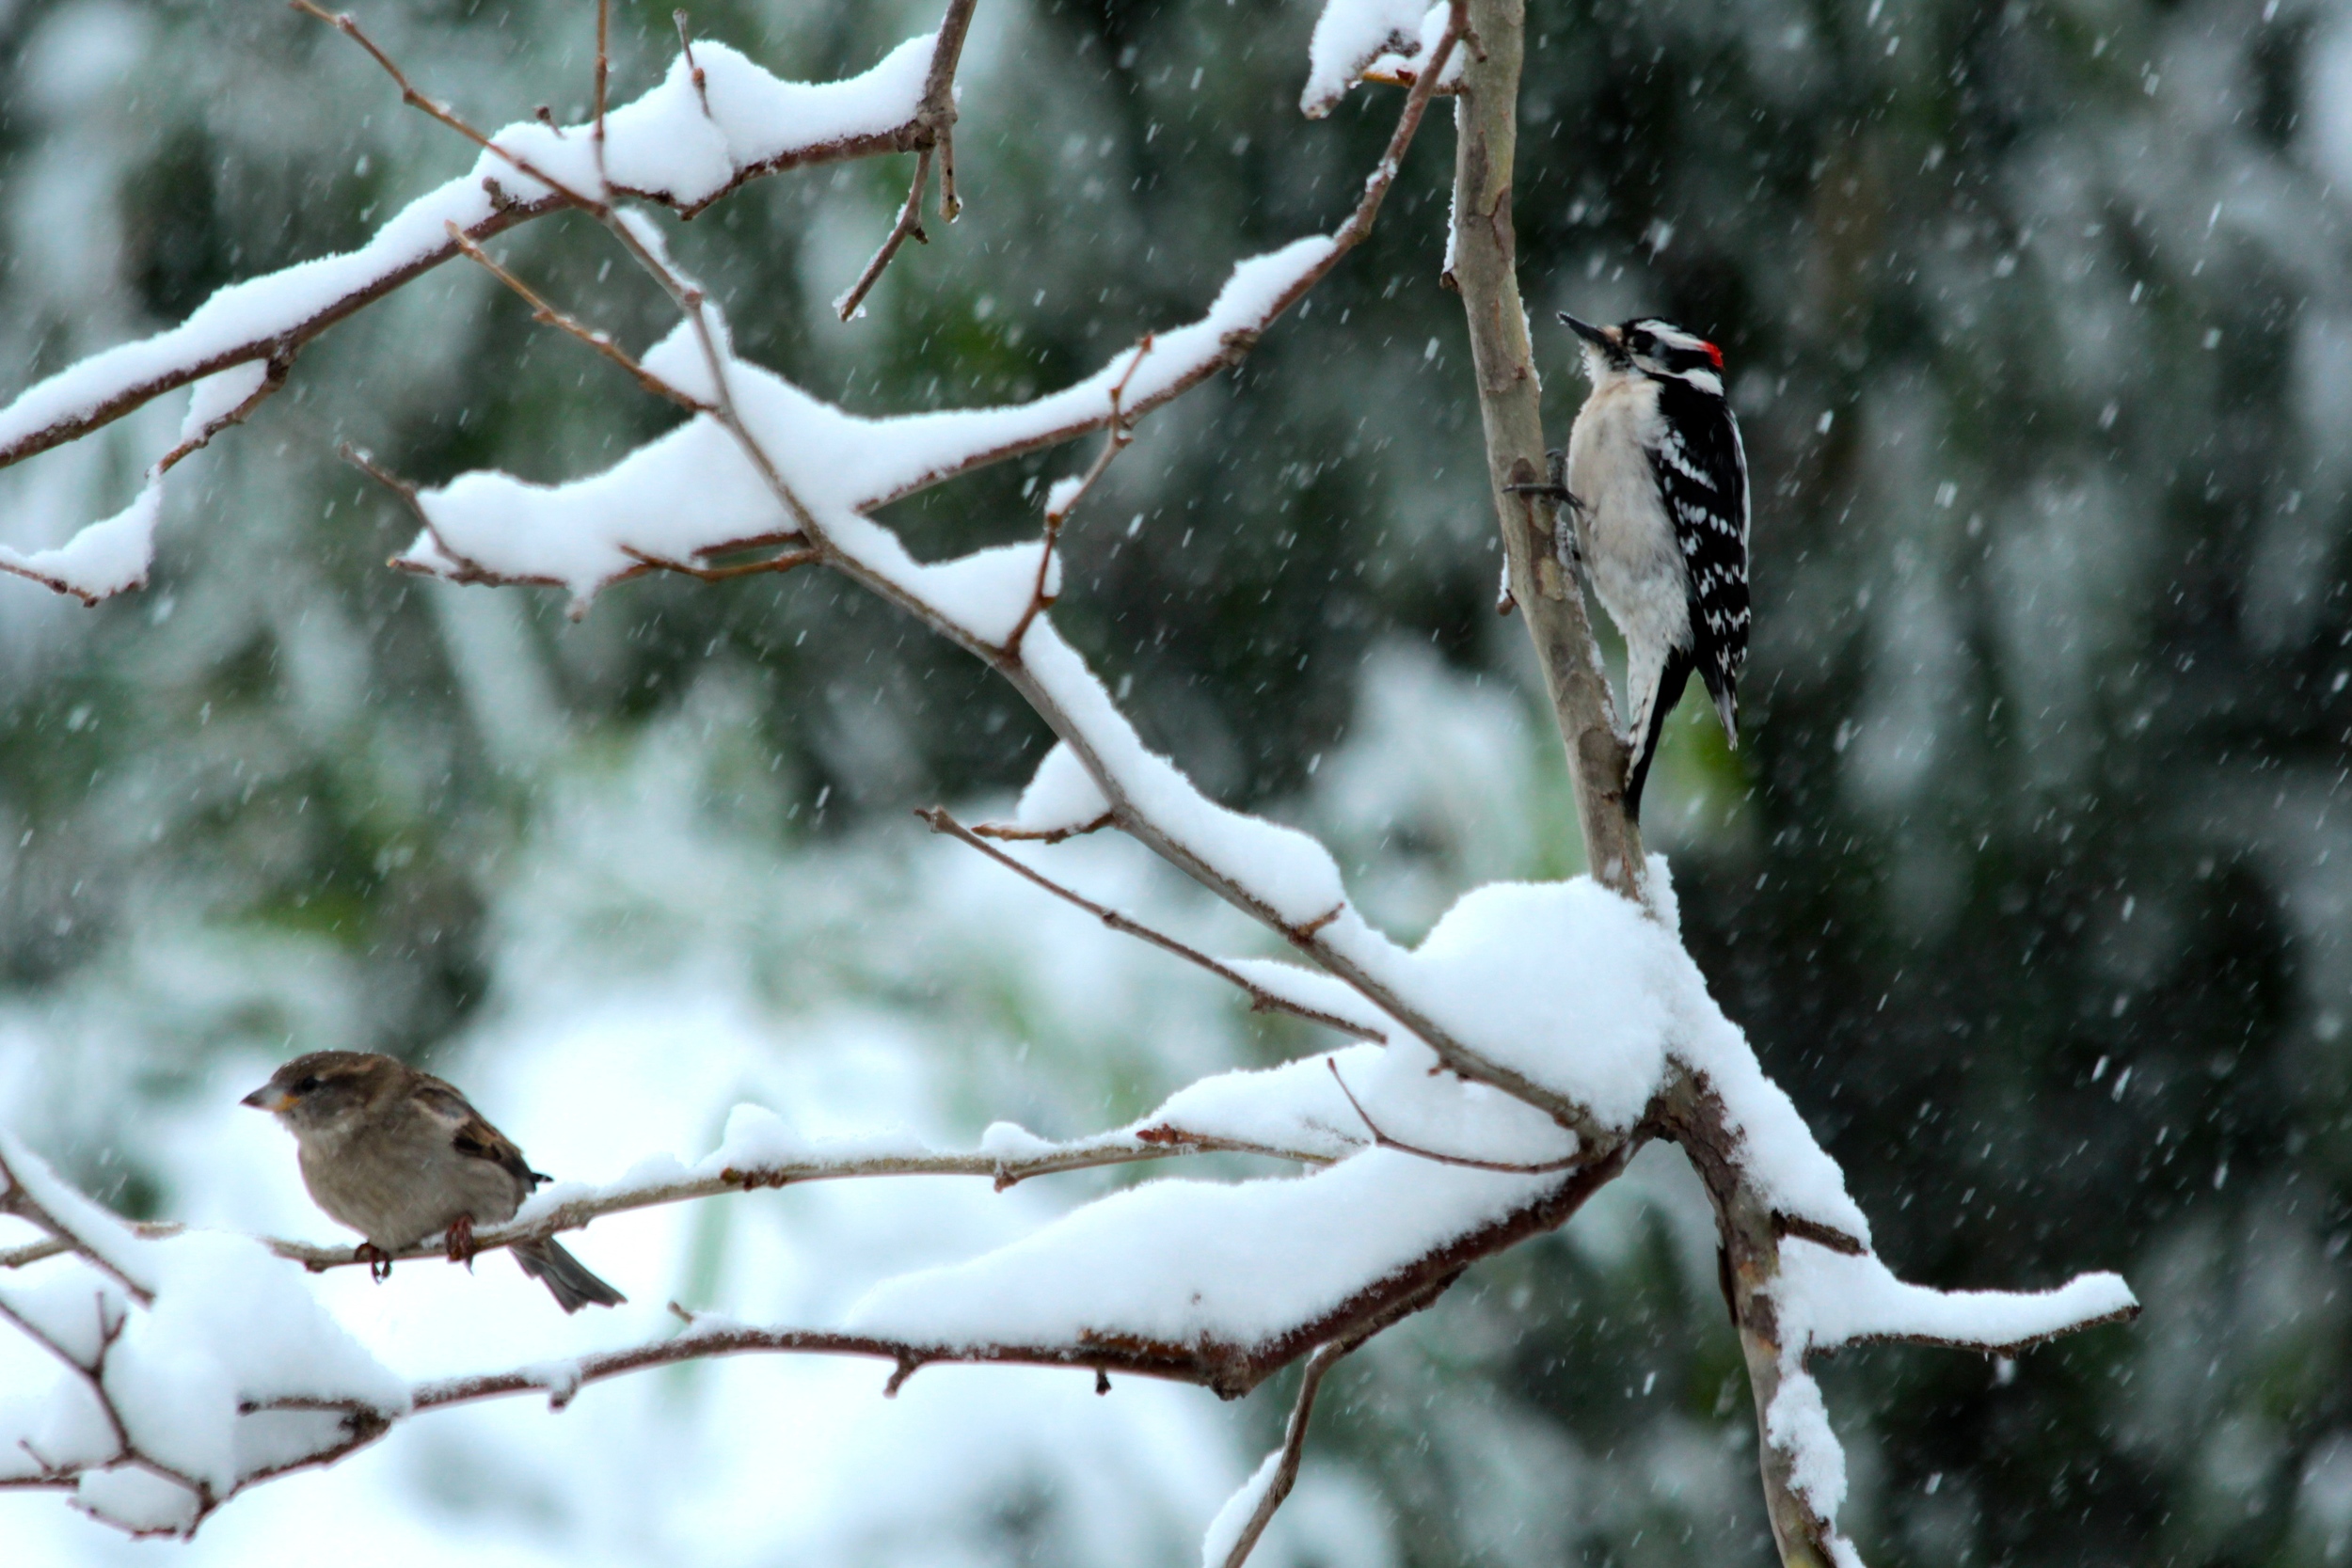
1559;312;1614;350
241;1085;294;1112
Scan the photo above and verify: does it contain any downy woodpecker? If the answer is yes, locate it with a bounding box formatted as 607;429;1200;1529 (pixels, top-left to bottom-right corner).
1556;312;1750;822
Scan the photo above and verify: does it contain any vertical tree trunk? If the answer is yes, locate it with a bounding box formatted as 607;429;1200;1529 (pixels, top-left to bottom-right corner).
1445;0;1645;902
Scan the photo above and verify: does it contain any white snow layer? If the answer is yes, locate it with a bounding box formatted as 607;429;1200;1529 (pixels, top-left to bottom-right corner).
0;1134;405;1530
1759;1239;2137;1557
1774;1238;2137;1356
1200;1445;1283;1567
846;1148;1555;1352
1301;0;1438;117
395;236;1334;613
1013;740;1111;833
0;480;158;600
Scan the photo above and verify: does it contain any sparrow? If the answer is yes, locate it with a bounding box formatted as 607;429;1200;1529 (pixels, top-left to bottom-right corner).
243;1050;626;1314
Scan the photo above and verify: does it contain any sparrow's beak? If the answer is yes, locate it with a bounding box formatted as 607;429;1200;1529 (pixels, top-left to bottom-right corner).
241;1085;293;1112
1559;312;1615;351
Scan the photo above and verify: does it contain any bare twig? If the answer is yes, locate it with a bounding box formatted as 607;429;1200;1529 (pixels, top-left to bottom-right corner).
1002;335;1152;653
834;148;935;322
674;10;711;117
1218;1339;1351;1568
919;0;977;221
446;224;713;412
593;0;611;191
970;811;1115;845
918;806;1387;1042
1325;1059;1582;1174
619;544;820;582
290;2;478;148
152;356;294;477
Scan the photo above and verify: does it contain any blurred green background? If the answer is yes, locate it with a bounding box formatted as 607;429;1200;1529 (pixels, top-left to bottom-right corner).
2;0;2348;1563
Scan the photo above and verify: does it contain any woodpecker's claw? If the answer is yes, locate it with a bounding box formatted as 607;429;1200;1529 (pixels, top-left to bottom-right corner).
355;1243;394;1283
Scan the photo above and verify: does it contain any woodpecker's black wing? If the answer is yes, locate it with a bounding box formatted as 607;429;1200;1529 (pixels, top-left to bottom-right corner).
1645;376;1751;743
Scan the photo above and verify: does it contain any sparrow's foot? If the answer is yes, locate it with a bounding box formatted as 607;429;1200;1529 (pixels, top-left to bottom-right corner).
444;1213;477;1269
356;1243;394;1283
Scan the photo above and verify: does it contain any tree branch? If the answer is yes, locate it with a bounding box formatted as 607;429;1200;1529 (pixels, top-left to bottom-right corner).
1216;1338;1352;1568
1446;0;1642;902
834;148;935;322
918;806;1387;1043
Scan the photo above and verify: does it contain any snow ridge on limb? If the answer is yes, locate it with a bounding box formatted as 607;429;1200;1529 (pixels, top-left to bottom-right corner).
0;1134;405;1538
1755;1242;2139;1564
1302;0;1458;117
0;31;944;476
389;239;1336;609
0;17;967;601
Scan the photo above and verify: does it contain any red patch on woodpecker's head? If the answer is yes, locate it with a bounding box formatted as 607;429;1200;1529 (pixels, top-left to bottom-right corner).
1701;340;1724;369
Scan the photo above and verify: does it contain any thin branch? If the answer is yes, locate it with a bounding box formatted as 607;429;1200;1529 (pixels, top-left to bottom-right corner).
1219;1339;1350;1568
1325;1059;1583;1174
969;811;1114;845
619;544;820;582
834;148;934;322
674;10;712;117
593;0;612;191
917;806;1386;1043
0;1150;154;1307
920;0;977;220
291;2;516;171
183;1125;1350;1276
151;356;293;477
1002;335;1151;654
447;224;712;412
341;444;537;589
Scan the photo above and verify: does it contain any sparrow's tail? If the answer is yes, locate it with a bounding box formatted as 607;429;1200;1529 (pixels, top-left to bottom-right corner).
513;1238;628;1314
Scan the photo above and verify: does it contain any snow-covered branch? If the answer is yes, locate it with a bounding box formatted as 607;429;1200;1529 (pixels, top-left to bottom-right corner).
0;0;975;602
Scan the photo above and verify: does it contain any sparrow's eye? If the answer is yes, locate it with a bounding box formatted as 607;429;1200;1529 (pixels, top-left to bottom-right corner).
291;1074;320;1095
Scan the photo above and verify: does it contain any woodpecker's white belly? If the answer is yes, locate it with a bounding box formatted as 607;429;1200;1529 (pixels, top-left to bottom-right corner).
1565;372;1691;667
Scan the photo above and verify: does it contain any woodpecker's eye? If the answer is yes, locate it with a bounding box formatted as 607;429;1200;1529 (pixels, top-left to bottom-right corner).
291;1074;320;1095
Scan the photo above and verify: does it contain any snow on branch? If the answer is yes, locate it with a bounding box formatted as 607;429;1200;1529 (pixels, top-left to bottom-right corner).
1775;1239;2140;1361
1301;0;1464;118
0;2;976;603
1747;1241;2140;1565
0;1134;406;1538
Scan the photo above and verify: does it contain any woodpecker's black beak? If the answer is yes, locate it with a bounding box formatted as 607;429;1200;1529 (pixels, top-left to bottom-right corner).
1559;312;1614;350
1562;309;1618;345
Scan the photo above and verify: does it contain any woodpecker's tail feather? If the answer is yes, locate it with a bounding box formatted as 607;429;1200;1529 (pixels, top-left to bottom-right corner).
1712;679;1739;751
1624;649;1693;824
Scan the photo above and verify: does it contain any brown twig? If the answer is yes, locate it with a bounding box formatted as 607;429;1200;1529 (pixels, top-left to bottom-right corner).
618;544;822;582
1001;336;1151;655
446;224;712;412
291;2;519;173
917;806;1387;1043
1325;1058;1583;1174
969;810;1115;845
152;356;293;477
1218;1339;1351;1568
834;148;935;322
593;0;612;191
674;10;711;117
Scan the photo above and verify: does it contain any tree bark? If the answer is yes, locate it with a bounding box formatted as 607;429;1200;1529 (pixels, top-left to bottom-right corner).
1445;0;1645;903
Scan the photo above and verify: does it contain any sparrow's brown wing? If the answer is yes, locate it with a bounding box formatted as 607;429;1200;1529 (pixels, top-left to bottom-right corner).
411;1076;543;1190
